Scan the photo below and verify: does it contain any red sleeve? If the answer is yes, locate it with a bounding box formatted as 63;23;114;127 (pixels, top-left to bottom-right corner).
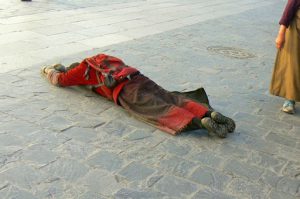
279;0;299;27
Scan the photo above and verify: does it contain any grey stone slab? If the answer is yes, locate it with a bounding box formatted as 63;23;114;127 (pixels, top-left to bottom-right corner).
0;185;38;199
154;175;198;197
32;24;84;36
7;104;50;123
147;175;164;188
190;166;232;191
114;188;165;199
79;191;107;199
81;169;122;196
124;130;153;141
38;114;74;131
232;112;263;126
259;170;283;188
54;139;96;160
0;146;22;167
189;150;223;168
34;180;65;199
283;161;300;178
79;34;132;47
1;120;40;135
276;176;300;197
289;126;300;137
160;139;191;157
87;151;123;172
237;121;270;137
0;133;24;147
22;145;58;167
0;165;45;190
62;126;98;143
122;145;166;166
224;159;264;181
215;143;248;160
41;158;89;182
158;155;198;177
118;162;155;181
231;134;281;154
269;190;299;199
23;129;70;150
280;113;300;128
266;132;298;148
192;189;237;199
228;178;270;199
247;151;286;173
69;113;106;128
278;145;300;162
0;40;49;57
100;120;135;137
258;118;293;132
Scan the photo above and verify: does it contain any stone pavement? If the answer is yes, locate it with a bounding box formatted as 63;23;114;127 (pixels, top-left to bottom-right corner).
0;0;299;198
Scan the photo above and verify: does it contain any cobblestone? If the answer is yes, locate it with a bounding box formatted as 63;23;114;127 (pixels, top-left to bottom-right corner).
153;175;198;197
87;150;124;171
190;166;232;191
118;161;155;182
228;178;270;199
192;188;237;199
114;188;165;199
158;155;198;177
224;159;264;181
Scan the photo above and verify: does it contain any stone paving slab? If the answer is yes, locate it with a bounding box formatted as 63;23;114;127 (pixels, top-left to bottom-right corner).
0;0;274;73
0;0;300;199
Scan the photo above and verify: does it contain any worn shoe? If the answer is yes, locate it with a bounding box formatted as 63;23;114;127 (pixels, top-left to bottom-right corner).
201;117;228;138
41;64;66;76
282;100;295;114
211;112;236;133
41;65;53;77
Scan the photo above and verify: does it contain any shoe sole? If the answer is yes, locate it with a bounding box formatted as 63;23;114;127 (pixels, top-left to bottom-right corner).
201;117;228;138
211;112;236;133
281;108;295;114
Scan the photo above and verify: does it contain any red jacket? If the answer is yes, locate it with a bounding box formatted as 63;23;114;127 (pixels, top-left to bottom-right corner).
58;54;139;104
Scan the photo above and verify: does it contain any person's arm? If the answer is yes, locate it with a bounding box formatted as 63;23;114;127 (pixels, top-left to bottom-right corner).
275;25;287;49
279;0;298;27
275;0;298;49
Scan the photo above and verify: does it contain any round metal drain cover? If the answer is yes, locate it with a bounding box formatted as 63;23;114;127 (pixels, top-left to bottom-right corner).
207;46;255;59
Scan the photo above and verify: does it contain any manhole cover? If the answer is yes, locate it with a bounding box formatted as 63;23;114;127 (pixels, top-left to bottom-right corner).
207;46;255;59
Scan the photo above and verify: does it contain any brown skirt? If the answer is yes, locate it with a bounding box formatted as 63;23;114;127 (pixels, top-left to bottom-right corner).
117;75;209;135
270;10;300;102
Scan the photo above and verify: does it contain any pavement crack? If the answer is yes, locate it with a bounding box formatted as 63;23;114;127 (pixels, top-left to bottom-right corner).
0;183;9;191
93;122;105;128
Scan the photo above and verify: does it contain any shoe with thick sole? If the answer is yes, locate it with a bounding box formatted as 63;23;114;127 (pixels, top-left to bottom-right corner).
201;117;228;138
282;100;295;114
211;112;236;133
41;64;66;76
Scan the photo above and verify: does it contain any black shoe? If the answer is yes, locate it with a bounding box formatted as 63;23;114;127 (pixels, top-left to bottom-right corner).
211;112;236;133
201;117;228;138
